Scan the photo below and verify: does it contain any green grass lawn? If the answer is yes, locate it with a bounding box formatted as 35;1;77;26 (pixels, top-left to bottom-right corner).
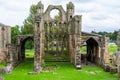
1;46;118;80
109;45;118;55
81;46;87;53
81;45;118;55
0;62;6;68
2;61;117;80
25;49;34;58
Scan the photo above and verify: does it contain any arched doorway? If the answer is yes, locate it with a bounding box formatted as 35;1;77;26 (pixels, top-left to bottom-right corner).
81;37;99;64
20;36;34;61
86;38;99;63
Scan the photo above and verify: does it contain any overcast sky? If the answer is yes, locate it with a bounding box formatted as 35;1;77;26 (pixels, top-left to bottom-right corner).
0;0;120;32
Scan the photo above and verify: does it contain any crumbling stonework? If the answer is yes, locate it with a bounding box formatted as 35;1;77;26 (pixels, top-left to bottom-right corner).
0;1;111;75
0;76;4;80
0;23;11;62
81;32;110;66
116;30;120;80
32;1;110;72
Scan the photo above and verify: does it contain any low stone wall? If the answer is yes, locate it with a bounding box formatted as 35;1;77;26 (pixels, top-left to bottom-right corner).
0;53;6;63
0;76;4;80
104;64;117;74
0;68;5;74
0;63;14;74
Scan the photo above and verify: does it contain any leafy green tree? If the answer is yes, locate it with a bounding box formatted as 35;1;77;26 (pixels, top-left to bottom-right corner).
25;39;34;49
54;12;61;20
111;31;118;42
21;4;36;35
21;4;36;49
11;25;21;44
91;30;118;42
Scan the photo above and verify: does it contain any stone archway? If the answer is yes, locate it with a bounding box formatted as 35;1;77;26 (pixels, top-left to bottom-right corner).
81;37;100;64
20;36;34;60
43;5;67;21
86;38;99;63
16;35;34;61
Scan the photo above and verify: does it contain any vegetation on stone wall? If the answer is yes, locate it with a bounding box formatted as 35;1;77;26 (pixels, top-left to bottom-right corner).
0;62;6;68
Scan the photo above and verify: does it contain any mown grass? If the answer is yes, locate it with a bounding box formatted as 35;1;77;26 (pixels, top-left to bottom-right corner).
0;62;6;68
3;61;117;80
25;49;34;58
1;46;118;80
81;45;118;55
109;45;118;55
81;46;87;53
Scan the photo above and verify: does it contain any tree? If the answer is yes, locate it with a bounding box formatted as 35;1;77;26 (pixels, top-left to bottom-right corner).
21;4;36;35
21;4;36;49
11;25;21;44
54;12;61;20
91;30;118;42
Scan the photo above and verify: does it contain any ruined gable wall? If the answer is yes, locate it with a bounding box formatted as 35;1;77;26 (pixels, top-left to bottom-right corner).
0;25;11;62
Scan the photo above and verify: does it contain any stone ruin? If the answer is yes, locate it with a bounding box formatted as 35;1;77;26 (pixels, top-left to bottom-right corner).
2;1;110;73
0;23;11;63
0;1;119;79
116;29;120;80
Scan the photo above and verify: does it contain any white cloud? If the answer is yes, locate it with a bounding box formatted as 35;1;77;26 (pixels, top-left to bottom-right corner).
76;0;120;32
0;0;120;32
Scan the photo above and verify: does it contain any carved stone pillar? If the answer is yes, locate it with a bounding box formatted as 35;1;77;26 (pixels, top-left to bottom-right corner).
33;15;43;73
34;34;41;73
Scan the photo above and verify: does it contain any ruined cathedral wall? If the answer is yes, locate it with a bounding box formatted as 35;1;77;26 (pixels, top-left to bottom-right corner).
0;25;11;62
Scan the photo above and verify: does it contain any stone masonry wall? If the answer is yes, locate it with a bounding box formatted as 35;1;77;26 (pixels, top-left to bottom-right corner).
0;24;11;63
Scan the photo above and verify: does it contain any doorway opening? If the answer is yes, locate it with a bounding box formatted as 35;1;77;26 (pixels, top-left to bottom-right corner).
81;38;99;64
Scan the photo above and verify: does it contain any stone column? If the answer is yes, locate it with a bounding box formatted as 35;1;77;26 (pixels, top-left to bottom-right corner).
33;15;44;74
73;15;82;69
100;37;109;66
34;34;41;73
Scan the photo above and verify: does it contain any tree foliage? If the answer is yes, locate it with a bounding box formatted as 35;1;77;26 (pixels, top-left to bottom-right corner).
91;30;118;42
21;4;36;49
11;25;21;44
21;4;36;35
11;4;36;49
